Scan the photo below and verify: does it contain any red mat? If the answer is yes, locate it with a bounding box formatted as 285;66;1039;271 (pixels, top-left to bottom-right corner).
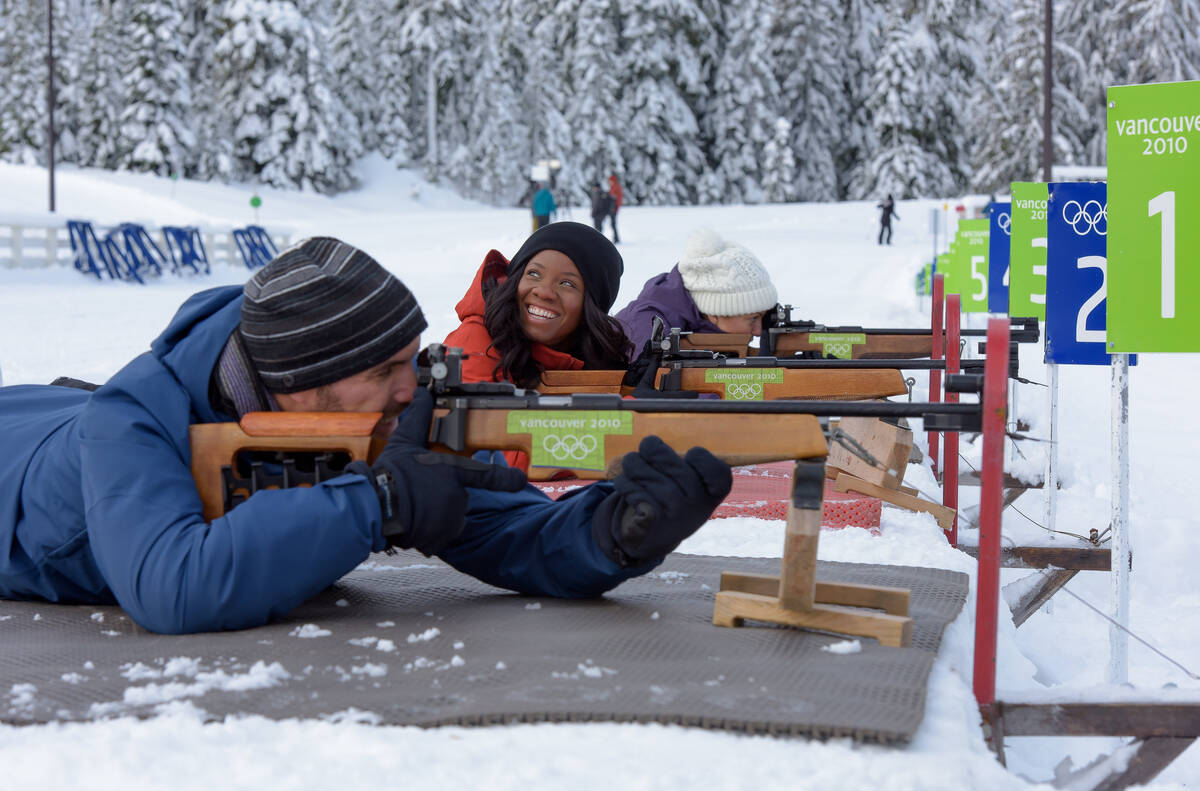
531;462;881;531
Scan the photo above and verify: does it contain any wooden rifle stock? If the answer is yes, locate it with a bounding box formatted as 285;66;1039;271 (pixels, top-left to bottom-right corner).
680;331;941;360
190;406;829;518
429;409;827;481
189;412;385;523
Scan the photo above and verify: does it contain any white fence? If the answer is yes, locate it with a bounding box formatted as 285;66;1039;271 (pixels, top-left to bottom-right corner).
0;221;291;271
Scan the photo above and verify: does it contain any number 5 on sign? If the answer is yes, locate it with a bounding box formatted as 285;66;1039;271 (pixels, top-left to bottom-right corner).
1107;81;1200;352
957;219;990;313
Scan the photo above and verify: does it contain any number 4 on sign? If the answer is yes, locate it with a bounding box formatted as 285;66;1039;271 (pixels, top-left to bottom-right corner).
1149;191;1175;319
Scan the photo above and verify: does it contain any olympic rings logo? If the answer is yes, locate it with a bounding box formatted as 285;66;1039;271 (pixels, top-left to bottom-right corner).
542;433;598;461
823;342;853;358
997;212;1012;236
1062;200;1107;236
724;382;764;400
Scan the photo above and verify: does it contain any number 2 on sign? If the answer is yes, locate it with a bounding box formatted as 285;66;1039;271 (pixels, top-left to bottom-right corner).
1148;191;1175;319
1075;256;1107;344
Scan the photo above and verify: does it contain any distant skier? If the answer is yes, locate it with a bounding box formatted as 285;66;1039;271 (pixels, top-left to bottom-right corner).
607;174;623;244
531;183;556;232
589;183;611;234
877;194;899;245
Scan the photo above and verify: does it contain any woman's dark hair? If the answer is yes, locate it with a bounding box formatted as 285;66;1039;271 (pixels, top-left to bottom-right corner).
482;262;632;388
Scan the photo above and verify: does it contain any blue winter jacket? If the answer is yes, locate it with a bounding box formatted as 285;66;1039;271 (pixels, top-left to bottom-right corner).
0;286;646;634
532;188;556;217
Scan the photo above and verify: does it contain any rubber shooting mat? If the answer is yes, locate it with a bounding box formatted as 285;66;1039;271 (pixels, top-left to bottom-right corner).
1;553;967;743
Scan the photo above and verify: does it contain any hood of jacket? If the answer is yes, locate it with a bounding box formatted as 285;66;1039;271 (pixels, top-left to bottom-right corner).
149;284;245;424
614;266;722;356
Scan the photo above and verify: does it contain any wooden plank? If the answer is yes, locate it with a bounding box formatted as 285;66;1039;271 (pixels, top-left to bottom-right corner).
719;572;910;616
826;416;914;489
998;703;1200;738
1093;738;1197;791
833;473;956;530
958;545;1111;571
959;469;1052;489
712;591;913;647
1006;569;1080;627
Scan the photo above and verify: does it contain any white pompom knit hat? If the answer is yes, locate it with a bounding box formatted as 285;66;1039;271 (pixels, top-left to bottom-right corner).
677;229;778;317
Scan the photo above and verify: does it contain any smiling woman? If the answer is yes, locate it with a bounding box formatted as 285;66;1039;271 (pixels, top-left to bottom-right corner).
443;222;632;471
444;222;631;389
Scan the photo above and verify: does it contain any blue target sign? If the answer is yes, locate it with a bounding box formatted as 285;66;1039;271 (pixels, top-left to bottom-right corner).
988;201;1011;313
1045;182;1135;366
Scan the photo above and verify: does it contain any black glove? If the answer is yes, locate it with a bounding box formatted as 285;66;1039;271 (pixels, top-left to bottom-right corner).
348;388;527;556
794;349;839;360
623;336;663;389
591;436;732;567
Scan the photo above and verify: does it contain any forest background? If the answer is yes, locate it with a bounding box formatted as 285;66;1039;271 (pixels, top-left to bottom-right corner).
1;0;1197;205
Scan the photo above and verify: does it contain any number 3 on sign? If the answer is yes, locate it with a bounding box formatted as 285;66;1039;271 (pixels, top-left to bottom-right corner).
1149;191;1175;319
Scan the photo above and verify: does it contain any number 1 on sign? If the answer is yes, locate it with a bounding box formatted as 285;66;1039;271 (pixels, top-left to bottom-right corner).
1148;191;1175;319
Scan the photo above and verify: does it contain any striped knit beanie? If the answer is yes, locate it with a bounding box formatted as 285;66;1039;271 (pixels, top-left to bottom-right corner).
240;237;427;393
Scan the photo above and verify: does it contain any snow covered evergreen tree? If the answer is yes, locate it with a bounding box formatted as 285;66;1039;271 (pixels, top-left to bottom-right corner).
448;0;528;204
534;0;627;204
773;0;847;202
71;1;126;169
705;0;778;204
760;117;797;204
856;8;951;198
0;0;47;165
330;0;382;155
617;0;713;205
115;0;194;176
835;0;885;200
970;0;1085;191
397;0;472;180
209;0;360;193
371;1;417;163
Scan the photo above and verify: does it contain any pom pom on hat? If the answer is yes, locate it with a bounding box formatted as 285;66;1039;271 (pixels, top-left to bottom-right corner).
677;230;778;317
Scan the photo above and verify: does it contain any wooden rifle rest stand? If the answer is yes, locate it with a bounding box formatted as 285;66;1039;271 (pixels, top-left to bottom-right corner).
713;457;914;647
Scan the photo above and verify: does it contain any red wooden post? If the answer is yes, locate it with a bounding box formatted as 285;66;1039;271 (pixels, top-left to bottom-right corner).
973;317;1010;707
929;273;945;478
944;294;961;546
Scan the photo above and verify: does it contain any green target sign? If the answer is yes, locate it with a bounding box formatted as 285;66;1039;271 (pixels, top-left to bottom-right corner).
1009;182;1048;321
1107;80;1200;352
957;219;990;313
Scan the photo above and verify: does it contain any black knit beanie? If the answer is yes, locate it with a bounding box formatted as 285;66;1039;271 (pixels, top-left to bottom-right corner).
240;237;427;393
506;222;624;312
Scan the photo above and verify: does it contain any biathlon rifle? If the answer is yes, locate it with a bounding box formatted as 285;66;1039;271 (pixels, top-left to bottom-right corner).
188;344;985;521
757;303;1039;358
624;318;1023;391
682;303;1037;360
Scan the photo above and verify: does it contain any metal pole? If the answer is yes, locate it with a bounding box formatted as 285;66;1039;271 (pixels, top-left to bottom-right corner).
47;1;57;213
944;294;961;546
929;274;945;480
1108;353;1131;684
1044;363;1059;537
974;317;1010;707
1042;0;1053;182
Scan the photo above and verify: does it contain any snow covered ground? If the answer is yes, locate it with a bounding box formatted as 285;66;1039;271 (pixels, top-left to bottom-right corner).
1;161;1197;789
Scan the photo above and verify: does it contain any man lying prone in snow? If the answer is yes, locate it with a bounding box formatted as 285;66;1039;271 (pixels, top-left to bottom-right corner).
0;237;731;634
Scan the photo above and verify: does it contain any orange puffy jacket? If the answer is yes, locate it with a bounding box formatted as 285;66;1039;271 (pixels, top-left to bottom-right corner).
444;250;585;471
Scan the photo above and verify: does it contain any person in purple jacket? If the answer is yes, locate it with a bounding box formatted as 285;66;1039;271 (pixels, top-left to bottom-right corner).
614;229;779;359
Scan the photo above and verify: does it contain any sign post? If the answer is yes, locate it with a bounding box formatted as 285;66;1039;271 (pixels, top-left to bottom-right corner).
1105;80;1200;682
